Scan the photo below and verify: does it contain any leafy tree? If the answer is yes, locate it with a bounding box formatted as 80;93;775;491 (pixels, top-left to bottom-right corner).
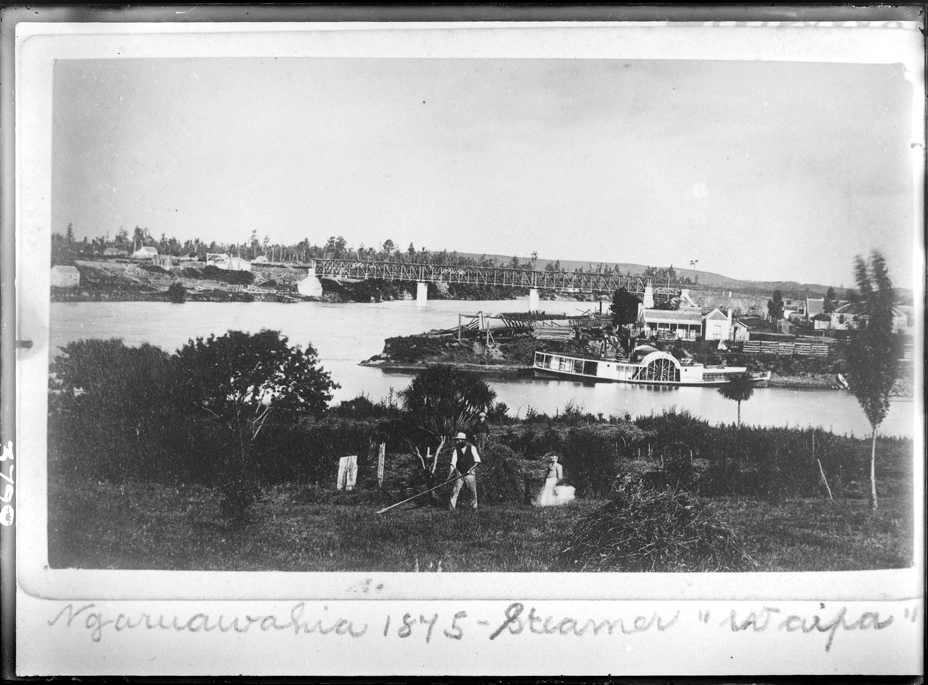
767;290;784;320
846;251;897;509
49;339;175;480
383;239;395;254
114;228;130;251
132;226;150;250
172;330;338;521
610;287;642;328
717;372;755;426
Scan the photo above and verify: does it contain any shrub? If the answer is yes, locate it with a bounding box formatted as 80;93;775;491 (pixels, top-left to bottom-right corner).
559;423;646;496
558;480;756;572
383;335;447;363
167;282;187;303
332;394;400;421
661;442;697;491
474;444;533;505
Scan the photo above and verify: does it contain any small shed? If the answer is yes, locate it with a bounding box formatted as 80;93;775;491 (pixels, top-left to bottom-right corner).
50;265;80;288
153;255;173;270
730;320;751;342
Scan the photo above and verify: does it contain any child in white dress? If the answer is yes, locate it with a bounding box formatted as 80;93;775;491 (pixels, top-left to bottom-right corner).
536;455;575;507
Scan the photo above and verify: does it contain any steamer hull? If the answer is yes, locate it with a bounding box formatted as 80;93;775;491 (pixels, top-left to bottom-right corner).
533;350;770;387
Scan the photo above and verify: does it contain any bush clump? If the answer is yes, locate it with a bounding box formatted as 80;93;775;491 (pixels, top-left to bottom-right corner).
558;480;756;572
560;424;645;496
475;444;536;505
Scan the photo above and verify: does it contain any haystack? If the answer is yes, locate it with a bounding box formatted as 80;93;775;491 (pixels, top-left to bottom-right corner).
558;480;755;572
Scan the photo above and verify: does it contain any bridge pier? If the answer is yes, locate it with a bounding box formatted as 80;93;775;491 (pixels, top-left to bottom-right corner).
528;288;540;312
416;281;428;307
297;262;323;298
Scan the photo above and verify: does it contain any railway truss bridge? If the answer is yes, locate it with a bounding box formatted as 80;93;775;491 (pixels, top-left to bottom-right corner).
310;259;688;307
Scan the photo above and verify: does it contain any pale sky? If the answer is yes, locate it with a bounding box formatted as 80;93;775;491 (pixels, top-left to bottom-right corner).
53;57;917;288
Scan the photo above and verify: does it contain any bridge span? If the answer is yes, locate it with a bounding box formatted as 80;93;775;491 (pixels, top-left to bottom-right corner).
308;258;688;308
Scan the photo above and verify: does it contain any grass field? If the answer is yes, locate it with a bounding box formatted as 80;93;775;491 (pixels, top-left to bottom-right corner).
48;476;914;572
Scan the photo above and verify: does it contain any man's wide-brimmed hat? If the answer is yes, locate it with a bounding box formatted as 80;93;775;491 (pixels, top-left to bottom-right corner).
478;411;487;417
454;432;468;440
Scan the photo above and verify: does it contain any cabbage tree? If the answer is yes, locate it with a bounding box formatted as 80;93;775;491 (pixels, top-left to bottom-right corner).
717;372;755;426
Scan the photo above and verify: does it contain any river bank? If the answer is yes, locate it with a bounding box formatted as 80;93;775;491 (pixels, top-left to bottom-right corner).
55;260;589;304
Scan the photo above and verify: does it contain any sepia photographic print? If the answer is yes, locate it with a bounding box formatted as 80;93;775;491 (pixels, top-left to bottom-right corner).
5;6;924;677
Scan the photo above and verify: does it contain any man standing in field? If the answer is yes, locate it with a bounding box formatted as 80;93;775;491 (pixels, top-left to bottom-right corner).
470;410;490;451
448;431;480;510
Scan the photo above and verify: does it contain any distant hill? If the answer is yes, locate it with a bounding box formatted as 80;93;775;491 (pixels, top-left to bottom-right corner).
458;252;850;299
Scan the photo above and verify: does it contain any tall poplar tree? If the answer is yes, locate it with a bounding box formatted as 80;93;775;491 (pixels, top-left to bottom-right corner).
845;251;897;510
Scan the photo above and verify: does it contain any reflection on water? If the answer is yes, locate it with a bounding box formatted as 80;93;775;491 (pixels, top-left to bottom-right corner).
49;300;917;438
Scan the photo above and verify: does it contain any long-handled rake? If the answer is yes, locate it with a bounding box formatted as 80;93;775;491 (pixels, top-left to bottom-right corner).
375;470;470;515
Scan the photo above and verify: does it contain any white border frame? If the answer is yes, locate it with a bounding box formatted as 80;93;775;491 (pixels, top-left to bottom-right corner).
12;18;926;676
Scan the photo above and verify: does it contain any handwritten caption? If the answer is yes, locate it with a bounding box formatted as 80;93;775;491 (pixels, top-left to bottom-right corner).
0;441;13;526
48;601;918;651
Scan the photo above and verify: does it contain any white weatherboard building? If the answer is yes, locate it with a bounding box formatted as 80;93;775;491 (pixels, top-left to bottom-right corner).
50;265;80;288
640;309;703;340
702;308;732;342
206;253;252;271
130;246;158;259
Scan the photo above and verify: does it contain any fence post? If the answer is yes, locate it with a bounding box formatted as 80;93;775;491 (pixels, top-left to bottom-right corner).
377;442;386;487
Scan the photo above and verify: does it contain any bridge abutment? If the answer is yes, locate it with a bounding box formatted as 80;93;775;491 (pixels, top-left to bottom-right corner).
416;281;428;307
528;288;539;312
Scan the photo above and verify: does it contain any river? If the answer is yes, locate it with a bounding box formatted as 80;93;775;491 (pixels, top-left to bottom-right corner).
49;300;918;438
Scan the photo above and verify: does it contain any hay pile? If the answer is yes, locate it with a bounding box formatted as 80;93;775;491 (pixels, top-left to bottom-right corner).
558;481;755;572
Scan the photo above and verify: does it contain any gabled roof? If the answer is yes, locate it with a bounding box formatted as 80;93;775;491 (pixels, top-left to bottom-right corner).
703;308;728;321
737;316;766;326
643;309;703;323
834;302;866;316
806;298;825;317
